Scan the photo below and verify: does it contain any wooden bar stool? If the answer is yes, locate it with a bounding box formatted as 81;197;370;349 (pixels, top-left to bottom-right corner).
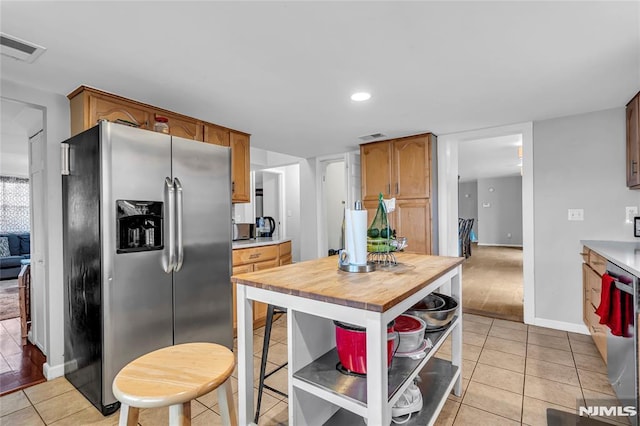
112;342;236;426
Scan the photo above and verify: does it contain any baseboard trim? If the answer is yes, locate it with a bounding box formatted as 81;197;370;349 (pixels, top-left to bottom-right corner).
530;317;589;335
477;243;523;248
43;362;65;380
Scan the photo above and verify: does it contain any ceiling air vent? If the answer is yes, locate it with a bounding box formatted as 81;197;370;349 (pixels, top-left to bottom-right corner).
1;33;46;63
358;132;386;142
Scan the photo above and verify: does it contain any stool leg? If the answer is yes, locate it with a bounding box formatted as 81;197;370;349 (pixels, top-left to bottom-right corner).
118;404;139;426
254;304;275;423
218;379;237;426
253;305;274;424
169;401;191;426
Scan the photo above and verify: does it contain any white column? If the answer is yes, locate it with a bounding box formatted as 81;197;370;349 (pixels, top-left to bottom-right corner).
236;284;254;425
366;312;389;425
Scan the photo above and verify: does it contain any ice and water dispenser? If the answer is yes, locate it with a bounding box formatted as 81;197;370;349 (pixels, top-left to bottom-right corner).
116;200;163;253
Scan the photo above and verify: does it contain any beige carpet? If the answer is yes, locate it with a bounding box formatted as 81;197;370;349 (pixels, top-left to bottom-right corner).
0;279;20;321
461;244;523;322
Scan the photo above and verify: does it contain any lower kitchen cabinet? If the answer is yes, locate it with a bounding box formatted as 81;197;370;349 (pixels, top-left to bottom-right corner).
232;241;292;333
581;247;607;361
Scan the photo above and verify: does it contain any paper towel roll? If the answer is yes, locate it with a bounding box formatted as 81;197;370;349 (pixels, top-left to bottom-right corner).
351;209;368;265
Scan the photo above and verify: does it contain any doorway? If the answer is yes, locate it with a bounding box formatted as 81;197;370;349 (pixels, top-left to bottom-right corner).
0;98;47;394
254;169;285;239
316;152;361;258
457;134;524;321
438;122;534;324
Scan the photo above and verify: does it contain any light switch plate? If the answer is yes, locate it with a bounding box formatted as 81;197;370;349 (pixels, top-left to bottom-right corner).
568;209;584;221
626;206;638;223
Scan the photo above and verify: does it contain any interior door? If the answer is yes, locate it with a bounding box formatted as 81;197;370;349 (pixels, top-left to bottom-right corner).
172;136;232;349
28;130;46;351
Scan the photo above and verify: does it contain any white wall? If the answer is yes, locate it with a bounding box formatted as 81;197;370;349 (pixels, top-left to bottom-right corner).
1;79;70;378
1;129;29;177
533;107;640;326
458;181;478;237
477;176;523;246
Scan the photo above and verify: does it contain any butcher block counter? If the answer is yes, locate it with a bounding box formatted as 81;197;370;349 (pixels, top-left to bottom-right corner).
232;253;464;425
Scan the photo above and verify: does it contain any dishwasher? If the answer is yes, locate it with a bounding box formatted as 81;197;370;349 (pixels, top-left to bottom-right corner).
606;261;639;426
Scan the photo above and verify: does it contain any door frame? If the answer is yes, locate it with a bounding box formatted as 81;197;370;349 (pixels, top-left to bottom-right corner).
437;122;534;324
1;97;47;352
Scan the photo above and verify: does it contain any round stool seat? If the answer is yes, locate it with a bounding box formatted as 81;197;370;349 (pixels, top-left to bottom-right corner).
113;342;234;409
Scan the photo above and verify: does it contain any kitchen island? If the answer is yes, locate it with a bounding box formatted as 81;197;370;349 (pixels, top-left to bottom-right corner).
232;253;464;425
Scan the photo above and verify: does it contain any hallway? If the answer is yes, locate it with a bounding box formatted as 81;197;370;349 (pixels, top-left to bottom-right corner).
462;245;523;322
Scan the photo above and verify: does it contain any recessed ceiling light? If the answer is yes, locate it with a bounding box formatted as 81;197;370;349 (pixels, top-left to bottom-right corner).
351;92;371;102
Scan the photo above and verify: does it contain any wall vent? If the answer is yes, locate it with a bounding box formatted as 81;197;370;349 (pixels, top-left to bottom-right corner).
1;33;46;63
358;132;386;142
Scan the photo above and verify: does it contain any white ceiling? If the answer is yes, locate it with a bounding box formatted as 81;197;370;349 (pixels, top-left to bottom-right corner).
1;2;639;159
458;133;522;182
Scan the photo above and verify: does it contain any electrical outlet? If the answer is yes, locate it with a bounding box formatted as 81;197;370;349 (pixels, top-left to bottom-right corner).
626;206;638;223
568;209;584;221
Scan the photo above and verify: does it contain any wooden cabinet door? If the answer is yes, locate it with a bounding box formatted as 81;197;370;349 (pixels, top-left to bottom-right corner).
361;141;392;200
279;254;292;266
627;95;640;188
155;113;203;141
89;95;151;130
232;264;254;332
392;136;430;199
394;199;431;254
204;124;230;147
230;132;250;203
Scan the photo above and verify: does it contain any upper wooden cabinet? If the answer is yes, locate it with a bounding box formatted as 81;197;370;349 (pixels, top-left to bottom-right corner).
204;124;230;147
68;86;251;202
361;134;432;200
361;133;434;254
627;92;640;189
70;89;152;136
230;132;250;203
151;111;203;141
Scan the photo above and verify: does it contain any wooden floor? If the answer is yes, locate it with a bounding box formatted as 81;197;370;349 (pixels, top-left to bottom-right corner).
0;317;46;396
461;244;523;322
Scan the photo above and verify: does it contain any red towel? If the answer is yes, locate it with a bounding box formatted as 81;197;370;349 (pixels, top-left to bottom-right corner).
595;274;615;323
595;274;633;337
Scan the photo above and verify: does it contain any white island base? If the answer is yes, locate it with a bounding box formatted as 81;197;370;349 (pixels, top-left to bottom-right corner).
234;254;463;426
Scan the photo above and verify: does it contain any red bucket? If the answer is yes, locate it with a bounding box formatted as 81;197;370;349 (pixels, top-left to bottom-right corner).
334;321;396;375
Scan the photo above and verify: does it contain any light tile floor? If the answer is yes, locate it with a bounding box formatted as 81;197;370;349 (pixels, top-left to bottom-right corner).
0;313;630;425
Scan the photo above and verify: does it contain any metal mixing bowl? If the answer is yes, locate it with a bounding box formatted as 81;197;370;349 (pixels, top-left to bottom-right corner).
406;293;458;329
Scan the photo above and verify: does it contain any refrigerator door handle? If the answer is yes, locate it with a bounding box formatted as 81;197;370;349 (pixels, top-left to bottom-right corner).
174;177;184;271
163;177;176;273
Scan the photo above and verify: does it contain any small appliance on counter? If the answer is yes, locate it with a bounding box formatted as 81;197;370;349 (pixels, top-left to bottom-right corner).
232;222;254;241
256;216;276;237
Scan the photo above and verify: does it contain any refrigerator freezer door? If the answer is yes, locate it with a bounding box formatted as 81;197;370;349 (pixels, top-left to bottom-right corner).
101;123;174;407
171;136;233;349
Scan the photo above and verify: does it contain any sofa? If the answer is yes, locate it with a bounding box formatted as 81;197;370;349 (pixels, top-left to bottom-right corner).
0;233;30;280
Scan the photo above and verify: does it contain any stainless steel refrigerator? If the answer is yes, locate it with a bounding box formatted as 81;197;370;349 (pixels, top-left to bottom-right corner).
62;121;232;415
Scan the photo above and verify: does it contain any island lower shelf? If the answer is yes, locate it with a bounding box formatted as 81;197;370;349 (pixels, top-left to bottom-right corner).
323;357;460;425
292;316;460;418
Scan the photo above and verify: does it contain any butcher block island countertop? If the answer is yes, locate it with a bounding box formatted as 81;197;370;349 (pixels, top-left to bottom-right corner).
232;253;464;426
232;253;464;312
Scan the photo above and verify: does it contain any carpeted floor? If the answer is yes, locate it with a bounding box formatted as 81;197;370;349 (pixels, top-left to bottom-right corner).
0;279;20;321
461;244;524;322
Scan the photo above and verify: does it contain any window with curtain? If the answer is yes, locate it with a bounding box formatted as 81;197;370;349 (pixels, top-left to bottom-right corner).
0;176;30;233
